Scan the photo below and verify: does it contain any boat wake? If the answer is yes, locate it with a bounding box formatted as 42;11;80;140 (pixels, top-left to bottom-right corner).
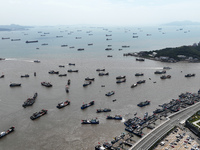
5;58;35;63
121;118;126;122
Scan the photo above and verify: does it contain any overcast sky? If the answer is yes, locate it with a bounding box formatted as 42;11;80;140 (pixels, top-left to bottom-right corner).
1;0;200;26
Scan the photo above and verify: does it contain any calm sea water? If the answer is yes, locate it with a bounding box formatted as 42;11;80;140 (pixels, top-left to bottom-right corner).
0;25;200;150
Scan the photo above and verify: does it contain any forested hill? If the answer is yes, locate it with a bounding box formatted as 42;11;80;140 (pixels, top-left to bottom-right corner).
140;42;200;61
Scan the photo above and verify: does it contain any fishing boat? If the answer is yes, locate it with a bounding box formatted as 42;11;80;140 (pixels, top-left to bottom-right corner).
136;58;145;61
131;84;137;88
99;72;109;76
0;75;4;78
34;60;40;63
135;73;144;76
30;109;48;120
96;108;111;113
49;70;59;74
96;69;105;71
83;81;92;87
10;83;21;87
26;40;38;43
137;80;146;84
68;69;78;72
0;126;15;138
65;85;69;93
81;118;99;124
116;79;126;83
22;93;38;108
21;74;29;78
106;115;122;120
58;74;67;77
116;76;126;79
41;82;52;87
56;100;70;109
68;63;75;66
81;101;94;109
137;100;150;107
105;91;115;96
85;77;95;81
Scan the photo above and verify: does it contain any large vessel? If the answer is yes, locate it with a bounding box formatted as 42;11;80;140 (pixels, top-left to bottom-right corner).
30;109;48;120
22;93;38;108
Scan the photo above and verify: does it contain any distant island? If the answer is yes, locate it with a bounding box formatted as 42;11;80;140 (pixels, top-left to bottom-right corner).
0;24;33;31
162;20;200;26
124;42;200;63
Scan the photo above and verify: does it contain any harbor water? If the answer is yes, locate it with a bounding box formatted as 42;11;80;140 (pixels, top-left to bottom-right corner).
0;25;200;150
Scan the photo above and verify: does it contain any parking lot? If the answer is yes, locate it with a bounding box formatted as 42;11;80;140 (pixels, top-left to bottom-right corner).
154;127;200;150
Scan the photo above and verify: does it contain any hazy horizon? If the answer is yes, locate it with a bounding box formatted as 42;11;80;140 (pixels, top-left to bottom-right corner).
1;0;200;26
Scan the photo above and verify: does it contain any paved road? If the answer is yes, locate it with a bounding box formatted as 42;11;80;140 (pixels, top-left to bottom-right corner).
130;102;200;150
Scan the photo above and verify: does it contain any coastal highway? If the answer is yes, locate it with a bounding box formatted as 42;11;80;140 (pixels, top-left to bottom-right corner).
130;102;200;150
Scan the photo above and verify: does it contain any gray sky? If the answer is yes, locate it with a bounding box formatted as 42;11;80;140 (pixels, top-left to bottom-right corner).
1;0;200;26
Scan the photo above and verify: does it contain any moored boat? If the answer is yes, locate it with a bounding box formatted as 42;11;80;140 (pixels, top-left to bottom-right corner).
56;100;70;109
